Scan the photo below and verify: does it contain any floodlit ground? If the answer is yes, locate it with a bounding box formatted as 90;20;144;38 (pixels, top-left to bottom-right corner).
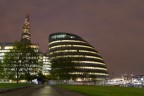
57;85;144;96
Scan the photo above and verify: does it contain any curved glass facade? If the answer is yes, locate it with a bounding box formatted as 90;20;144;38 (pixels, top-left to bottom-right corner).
49;32;109;81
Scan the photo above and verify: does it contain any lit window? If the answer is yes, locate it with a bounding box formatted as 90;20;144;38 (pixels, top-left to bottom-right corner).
4;46;13;49
77;66;107;70
73;61;105;65
50;44;94;49
49;40;86;45
23;35;30;39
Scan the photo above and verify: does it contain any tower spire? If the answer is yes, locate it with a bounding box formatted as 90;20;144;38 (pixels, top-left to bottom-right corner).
21;14;31;43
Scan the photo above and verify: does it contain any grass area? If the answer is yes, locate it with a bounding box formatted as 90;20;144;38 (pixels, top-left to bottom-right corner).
57;85;144;96
0;83;33;89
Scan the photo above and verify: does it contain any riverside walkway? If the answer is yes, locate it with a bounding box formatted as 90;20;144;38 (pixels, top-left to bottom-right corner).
0;86;62;96
0;86;39;96
0;85;85;96
31;86;62;96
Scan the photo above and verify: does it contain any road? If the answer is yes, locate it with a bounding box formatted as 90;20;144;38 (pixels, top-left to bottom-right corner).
0;86;62;96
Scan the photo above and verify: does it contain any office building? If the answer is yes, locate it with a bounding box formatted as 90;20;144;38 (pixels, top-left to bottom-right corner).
0;15;40;76
48;32;109;81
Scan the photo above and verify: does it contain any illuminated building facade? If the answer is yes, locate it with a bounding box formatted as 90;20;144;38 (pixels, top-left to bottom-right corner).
0;15;41;75
0;43;13;61
49;32;109;81
41;53;51;75
21;14;31;43
20;15;41;74
0;43;40;75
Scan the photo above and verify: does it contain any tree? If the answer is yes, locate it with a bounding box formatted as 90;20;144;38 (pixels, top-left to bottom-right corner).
3;41;40;83
50;57;77;82
0;60;5;79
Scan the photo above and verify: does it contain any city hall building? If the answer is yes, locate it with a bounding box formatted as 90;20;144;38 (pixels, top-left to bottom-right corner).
48;32;109;81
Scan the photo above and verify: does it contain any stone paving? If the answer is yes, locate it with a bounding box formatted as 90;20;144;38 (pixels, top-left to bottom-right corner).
0;85;86;96
0;86;39;96
31;86;62;96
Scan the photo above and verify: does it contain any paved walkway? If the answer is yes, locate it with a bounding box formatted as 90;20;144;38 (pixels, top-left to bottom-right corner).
0;86;39;96
0;85;85;96
31;86;62;96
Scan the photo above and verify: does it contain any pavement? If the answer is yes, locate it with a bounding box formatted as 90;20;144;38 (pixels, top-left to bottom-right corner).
0;85;86;96
31;86;62;96
0;85;62;96
0;86;39;96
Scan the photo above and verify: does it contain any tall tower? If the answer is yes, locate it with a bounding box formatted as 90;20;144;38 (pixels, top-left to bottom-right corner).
21;14;31;43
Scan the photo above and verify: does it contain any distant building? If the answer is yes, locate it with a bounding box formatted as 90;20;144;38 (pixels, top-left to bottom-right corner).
21;14;31;44
20;14;40;75
131;75;144;86
41;53;51;75
48;32;109;81
106;74;144;87
0;42;13;61
0;15;41;75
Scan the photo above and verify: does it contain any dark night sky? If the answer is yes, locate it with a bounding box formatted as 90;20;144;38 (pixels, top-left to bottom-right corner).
0;0;144;77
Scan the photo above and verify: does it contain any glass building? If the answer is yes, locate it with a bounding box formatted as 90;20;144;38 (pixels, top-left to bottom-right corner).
0;43;40;75
21;14;31;43
41;53;51;75
0;42;13;61
48;32;109;81
0;15;41;76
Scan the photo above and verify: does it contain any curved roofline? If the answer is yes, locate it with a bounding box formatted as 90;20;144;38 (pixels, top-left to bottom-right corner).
49;32;82;39
49;32;95;48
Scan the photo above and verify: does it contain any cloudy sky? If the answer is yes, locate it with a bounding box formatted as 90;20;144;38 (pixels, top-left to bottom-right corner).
0;0;144;77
